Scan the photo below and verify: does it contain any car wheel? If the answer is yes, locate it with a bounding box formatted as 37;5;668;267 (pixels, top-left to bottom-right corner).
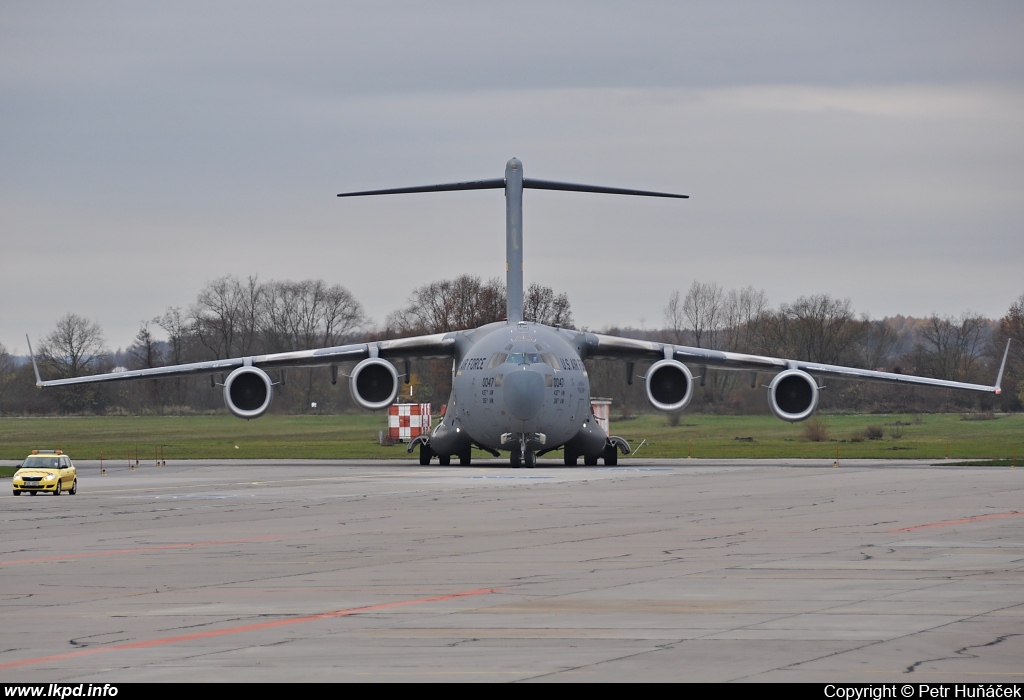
69;479;77;495
30;491;37;496
13;491;20;496
54;481;61;496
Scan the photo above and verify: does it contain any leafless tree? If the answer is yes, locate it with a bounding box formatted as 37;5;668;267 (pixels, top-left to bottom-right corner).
191;275;263;359
721;286;770;352
127;321;163;370
524;283;573;327
663;289;687;344
387;275;506;334
860;318;904;371
914;312;990;382
775;294;864;364
39;313;107;378
0;342;13;414
155;306;195;408
994;292;1024;408
682;281;725;349
155;306;191;365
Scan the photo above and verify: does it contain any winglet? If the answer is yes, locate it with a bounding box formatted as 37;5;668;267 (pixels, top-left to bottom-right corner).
25;334;43;387
994;338;1011;395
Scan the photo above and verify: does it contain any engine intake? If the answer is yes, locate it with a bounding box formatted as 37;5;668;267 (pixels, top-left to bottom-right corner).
223;366;273;419
350;358;399;411
644;359;694;413
767;369;819;422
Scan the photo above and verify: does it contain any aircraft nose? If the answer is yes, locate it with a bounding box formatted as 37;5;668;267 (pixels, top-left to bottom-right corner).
503;369;545;420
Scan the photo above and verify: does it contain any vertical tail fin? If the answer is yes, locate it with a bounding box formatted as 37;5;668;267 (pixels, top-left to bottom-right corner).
504;158;524;324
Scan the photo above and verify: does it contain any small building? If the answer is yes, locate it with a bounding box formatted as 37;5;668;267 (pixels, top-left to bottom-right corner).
387;403;432;442
590;397;612;435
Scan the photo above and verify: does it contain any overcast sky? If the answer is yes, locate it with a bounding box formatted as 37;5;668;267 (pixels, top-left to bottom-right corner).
3;1;1023;354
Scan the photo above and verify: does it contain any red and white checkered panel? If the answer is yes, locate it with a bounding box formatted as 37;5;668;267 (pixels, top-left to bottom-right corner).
387;403;432;441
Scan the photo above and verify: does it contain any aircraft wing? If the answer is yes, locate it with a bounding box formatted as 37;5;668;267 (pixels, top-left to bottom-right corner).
29;332;456;388
583;332;1007;395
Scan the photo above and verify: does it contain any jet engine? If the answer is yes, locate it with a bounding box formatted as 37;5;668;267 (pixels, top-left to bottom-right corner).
643;359;694;413
223;366;274;420
767;369;819;422
349;358;400;411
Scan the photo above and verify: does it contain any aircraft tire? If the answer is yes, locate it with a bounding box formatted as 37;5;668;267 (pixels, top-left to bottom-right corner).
563;450;577;466
419;445;431;465
524;450;536;469
584;454;598;466
459;450;471;466
510;449;521;468
603;445;618;466
438;455;451;466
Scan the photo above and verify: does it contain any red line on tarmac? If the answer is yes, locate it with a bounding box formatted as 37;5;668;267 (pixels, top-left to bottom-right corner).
0;588;498;670
888;511;1023;532
0;536;285;566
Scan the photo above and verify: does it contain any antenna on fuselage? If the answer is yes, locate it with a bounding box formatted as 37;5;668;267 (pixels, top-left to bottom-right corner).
337;158;688;325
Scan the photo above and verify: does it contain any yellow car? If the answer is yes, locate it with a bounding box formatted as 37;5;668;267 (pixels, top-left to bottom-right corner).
12;450;77;496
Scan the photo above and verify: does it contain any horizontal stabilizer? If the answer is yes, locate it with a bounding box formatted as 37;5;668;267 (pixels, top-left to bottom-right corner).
523;179;688;198
337;179;504;197
338;177;688;199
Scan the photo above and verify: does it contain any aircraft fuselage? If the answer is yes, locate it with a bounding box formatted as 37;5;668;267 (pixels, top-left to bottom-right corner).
427;320;602;462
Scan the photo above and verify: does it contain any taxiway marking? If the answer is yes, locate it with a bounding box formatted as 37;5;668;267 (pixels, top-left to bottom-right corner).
888;511;1023;532
0;588;498;670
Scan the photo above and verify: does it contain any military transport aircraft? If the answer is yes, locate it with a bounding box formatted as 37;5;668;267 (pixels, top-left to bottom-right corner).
29;158;1010;468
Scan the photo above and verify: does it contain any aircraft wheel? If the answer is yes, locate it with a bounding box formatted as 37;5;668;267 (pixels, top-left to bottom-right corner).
69;479;77;495
438;454;451;466
419;445;432;465
510;449;521;468
524;450;536;469
563;450;577;466
584;454;598;466
603;445;618;466
459;450;471;466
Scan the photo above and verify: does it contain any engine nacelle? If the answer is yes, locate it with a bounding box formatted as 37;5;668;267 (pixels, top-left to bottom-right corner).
644;359;694;413
223;366;273;420
350;358;399;411
767;369;819;422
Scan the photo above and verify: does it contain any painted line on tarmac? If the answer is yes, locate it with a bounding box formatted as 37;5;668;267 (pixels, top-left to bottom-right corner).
889;511;1023;532
0;587;499;670
0;536;285;566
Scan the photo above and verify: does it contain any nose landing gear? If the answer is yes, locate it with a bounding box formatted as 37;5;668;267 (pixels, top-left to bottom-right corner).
510;434;537;468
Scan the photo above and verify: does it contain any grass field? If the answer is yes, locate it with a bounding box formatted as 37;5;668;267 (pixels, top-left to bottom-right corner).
1;412;1021;465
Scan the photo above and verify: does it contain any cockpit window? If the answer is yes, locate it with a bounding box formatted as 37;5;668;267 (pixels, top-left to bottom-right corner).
491;351;557;368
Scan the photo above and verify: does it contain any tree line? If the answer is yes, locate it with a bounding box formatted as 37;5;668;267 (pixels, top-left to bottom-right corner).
0;275;1021;416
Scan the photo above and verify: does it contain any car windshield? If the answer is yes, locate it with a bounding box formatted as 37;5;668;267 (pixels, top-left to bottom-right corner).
22;456;60;469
